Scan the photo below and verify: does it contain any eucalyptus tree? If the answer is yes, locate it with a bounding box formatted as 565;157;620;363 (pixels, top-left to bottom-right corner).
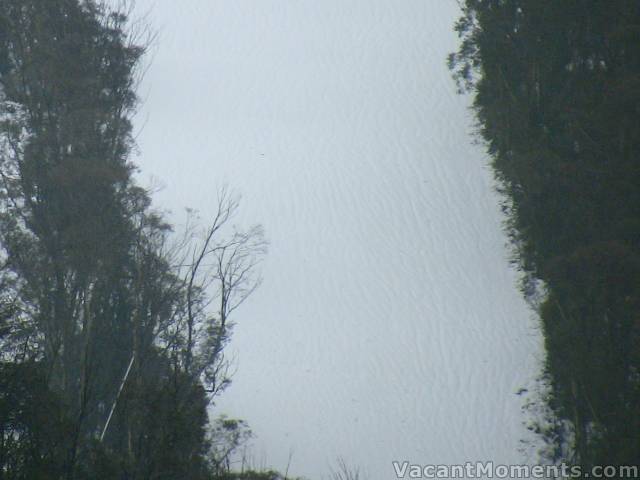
0;1;266;478
449;0;640;467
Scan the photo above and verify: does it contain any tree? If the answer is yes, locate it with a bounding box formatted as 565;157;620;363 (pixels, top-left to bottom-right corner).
449;0;640;467
0;1;267;478
207;415;253;476
181;188;267;398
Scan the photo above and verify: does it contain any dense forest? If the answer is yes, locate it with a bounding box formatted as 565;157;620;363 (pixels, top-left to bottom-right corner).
0;1;287;478
450;0;640;469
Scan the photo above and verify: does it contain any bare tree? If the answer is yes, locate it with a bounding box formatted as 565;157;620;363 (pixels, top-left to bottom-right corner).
179;187;267;398
100;187;267;444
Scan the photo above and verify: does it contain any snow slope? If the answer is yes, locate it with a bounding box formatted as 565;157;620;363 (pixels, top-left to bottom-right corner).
131;1;543;478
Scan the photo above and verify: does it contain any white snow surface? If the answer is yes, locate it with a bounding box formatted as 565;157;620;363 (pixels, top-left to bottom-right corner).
130;1;543;479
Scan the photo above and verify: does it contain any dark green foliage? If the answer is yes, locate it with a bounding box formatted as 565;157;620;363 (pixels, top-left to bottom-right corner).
0;361;70;479
450;0;640;467
0;1;269;479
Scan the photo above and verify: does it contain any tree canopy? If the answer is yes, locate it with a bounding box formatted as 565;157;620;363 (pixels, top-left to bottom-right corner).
450;0;640;467
0;1;268;478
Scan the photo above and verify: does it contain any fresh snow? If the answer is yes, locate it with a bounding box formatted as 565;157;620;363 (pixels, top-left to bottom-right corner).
131;1;543;479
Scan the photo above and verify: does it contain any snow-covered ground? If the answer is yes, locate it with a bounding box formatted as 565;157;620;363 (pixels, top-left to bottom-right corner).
131;2;543;479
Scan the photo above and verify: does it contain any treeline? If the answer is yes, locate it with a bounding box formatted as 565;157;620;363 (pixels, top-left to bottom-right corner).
450;0;640;468
0;1;284;479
